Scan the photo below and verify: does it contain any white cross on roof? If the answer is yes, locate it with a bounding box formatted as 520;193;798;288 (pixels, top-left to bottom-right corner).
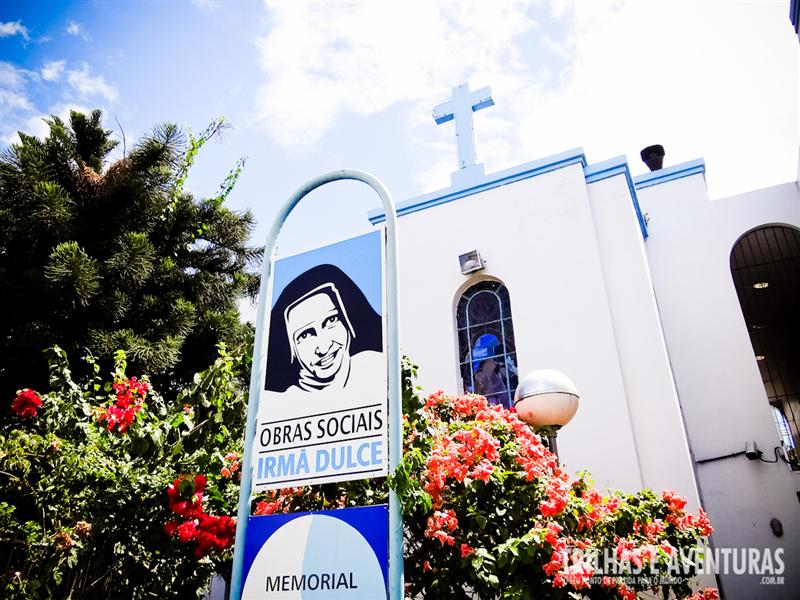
433;83;494;187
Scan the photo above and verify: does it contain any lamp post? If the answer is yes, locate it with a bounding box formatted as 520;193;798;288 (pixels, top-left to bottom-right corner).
513;369;580;463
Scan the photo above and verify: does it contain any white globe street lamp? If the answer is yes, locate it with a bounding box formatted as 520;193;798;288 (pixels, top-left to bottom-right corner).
513;369;580;462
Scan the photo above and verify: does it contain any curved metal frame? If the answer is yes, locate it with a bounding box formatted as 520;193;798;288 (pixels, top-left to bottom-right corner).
229;170;403;600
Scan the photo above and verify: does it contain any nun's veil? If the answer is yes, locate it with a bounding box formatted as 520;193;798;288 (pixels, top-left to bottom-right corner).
265;264;382;392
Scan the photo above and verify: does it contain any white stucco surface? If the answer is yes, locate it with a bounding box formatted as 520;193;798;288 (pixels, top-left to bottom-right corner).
586;173;700;505
638;173;800;599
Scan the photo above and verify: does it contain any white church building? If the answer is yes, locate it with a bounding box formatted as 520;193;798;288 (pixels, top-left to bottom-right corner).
362;84;800;598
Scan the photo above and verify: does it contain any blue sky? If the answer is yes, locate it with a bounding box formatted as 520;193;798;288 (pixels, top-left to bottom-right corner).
2;1;798;267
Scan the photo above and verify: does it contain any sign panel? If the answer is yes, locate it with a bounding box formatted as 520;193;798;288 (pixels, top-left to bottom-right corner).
254;231;387;490
241;505;388;599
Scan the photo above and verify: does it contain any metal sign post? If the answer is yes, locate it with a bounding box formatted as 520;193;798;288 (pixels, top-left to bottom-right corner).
229;170;403;600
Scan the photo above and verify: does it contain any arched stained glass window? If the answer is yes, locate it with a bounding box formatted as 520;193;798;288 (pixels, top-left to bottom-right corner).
456;280;518;408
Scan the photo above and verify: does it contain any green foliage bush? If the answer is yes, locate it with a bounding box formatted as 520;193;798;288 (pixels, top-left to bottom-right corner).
0;346;247;599
1;353;717;599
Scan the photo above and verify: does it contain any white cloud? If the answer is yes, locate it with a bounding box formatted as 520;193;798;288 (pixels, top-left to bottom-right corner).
0;20;30;40
1;58;115;148
67;63;119;102
41;59;66;81
15;114;51;143
253;1;798;201
27;115;51;137
1;89;33;112
412;2;798;198
0;59;105;147
513;1;799;199
0;61;36;91
0;62;39;144
253;2;538;151
66;21;88;40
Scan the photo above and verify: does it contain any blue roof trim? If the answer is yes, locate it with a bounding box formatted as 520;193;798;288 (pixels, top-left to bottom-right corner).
584;155;628;183
584;156;648;240
791;0;799;38
367;147;586;224
633;158;705;190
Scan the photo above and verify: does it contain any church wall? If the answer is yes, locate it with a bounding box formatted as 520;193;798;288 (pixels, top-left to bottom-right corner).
392;162;645;492
637;172;800;599
584;172;701;507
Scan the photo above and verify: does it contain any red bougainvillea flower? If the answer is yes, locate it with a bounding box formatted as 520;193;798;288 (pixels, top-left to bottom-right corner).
193;514;237;557
662;489;687;512
642;519;666;540
164;473;237;558
96;375;150;433
252;487;307;516
397;391;721;598
544;522;563;545
254;500;281;515
563;557;594;590
220;452;240;478
166;475;206;519
420;394;512;510
540;475;570;517
424;509;459;546
12;388;42;419
662;490;714;536
97;403;142;433
164;521;178;536
112;376;150;408
177;520;198;543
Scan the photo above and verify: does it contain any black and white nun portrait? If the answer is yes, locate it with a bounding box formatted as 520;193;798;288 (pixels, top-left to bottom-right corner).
265;264;383;401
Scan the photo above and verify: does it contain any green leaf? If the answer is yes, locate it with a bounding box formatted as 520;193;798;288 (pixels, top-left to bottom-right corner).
44;241;101;305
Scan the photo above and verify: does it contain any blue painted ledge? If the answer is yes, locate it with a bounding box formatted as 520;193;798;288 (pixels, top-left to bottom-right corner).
367;147;586;225
633;158;705;190
584;156;648;240
584;155;628;183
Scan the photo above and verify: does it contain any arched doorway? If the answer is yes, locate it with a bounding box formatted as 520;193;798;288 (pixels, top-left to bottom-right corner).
731;225;800;469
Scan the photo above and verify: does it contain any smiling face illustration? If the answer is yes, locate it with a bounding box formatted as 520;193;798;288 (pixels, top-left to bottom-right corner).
286;291;351;381
266;264;383;395
282;283;358;391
